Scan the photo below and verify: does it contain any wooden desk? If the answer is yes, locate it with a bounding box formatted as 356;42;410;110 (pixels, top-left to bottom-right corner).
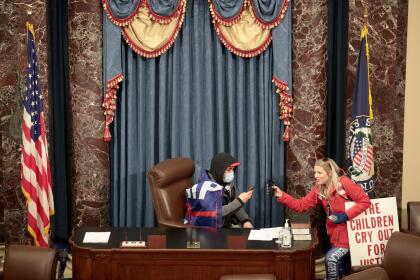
70;227;317;280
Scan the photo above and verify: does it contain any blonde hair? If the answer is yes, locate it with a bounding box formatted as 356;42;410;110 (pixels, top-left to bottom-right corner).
314;158;343;197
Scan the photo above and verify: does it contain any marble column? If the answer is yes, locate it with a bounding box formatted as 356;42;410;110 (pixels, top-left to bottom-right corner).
68;0;110;227
288;0;329;255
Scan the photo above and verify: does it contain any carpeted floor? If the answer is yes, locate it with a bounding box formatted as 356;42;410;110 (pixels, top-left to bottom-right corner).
0;243;4;273
62;253;72;279
315;256;327;279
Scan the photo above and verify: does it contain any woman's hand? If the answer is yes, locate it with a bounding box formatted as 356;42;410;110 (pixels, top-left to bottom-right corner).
238;189;254;203
273;186;283;199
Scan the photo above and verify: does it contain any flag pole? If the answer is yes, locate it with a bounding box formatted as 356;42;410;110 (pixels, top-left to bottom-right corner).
362;6;373;120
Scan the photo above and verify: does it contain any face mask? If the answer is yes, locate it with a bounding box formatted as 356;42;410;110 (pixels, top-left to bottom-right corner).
223;171;234;183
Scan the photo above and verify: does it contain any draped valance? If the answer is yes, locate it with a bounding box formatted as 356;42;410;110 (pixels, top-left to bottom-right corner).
208;0;289;57
102;0;288;58
102;0;293;142
102;0;186;58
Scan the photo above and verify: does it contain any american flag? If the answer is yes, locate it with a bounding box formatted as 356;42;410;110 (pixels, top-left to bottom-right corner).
21;23;55;247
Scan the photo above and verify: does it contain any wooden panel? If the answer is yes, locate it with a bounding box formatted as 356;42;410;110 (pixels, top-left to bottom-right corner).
70;227;316;280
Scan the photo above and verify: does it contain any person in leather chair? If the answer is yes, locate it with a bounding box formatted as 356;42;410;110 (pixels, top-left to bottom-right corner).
186;153;254;228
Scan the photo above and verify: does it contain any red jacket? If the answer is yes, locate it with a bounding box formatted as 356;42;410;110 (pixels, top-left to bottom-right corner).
278;176;371;248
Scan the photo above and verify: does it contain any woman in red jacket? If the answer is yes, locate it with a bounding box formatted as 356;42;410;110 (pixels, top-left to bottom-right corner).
273;158;371;280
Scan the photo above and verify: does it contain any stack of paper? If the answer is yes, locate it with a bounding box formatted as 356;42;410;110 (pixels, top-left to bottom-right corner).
291;224;311;241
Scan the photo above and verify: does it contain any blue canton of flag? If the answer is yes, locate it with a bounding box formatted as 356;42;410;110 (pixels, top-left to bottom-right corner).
347;25;375;198
24;35;43;139
21;23;54;247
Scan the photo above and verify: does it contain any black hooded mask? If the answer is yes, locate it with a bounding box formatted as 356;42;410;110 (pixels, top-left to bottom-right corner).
209;153;240;185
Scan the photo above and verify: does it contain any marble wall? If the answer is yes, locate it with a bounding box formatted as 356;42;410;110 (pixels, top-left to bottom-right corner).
286;0;408;205
345;0;407;206
0;0;408;243
287;0;329;203
0;0;48;243
68;0;109;228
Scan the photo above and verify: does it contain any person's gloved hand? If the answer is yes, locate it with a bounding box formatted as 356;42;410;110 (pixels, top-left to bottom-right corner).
329;212;349;224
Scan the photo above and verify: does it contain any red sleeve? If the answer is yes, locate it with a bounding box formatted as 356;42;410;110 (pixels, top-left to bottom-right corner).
277;187;318;213
341;176;371;219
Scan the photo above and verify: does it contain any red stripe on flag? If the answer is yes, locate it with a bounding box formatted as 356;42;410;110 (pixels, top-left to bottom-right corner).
21;174;50;227
22;145;50;195
27;212;49;247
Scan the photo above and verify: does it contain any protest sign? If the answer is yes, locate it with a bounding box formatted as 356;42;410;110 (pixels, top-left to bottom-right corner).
345;197;399;266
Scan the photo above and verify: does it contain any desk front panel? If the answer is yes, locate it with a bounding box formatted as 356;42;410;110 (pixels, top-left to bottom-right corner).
71;227;316;280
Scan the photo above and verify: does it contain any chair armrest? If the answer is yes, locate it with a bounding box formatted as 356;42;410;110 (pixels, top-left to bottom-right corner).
351;264;381;273
343;267;389;280
160;220;188;228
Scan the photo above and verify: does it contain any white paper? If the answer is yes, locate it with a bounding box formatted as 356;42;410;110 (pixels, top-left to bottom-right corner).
83;232;111;243
248;227;282;241
292;228;310;235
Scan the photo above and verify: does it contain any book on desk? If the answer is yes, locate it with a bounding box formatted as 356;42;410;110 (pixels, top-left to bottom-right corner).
291;214;312;241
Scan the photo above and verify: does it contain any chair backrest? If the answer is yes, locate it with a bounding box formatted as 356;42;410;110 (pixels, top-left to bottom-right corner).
382;231;420;280
147;157;195;227
2;244;57;280
407;201;420;236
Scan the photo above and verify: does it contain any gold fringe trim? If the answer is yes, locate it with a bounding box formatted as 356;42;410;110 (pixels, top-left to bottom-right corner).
213;19;272;58
103;73;124;141
102;0;143;27
122;0;186;58
248;0;289;30
208;0;246;27
22;185;53;247
272;76;292;142
209;0;289;57
145;0;184;24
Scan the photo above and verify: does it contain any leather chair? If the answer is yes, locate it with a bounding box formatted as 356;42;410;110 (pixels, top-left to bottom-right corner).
0;244;58;280
343;231;420;280
220;274;276;280
147;157;195;228
407;201;420;236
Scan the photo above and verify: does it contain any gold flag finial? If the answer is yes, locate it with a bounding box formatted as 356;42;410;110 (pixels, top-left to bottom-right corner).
26;22;35;39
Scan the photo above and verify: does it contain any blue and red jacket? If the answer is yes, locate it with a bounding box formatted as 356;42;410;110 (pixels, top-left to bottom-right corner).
185;171;223;227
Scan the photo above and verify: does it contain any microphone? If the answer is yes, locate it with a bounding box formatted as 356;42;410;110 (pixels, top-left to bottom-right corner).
186;226;200;249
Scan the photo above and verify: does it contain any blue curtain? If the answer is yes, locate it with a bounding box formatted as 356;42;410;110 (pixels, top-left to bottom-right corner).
109;0;287;228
